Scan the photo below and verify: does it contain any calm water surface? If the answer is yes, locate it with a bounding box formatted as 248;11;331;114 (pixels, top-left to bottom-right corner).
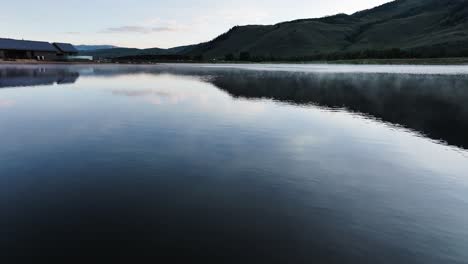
1;64;468;263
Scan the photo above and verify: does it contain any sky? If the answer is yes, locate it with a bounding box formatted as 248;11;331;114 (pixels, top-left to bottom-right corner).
1;0;391;49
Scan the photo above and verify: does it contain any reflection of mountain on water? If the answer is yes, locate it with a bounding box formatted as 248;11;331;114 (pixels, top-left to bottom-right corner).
88;65;468;149
207;71;468;149
0;64;467;149
0;67;79;88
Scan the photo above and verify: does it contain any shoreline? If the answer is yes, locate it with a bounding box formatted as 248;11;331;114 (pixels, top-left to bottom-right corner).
1;57;468;66
0;60;98;65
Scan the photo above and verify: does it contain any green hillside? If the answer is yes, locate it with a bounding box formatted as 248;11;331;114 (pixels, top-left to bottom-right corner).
185;0;468;60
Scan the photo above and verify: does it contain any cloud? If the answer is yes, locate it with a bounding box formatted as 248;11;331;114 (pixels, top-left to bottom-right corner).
101;26;178;34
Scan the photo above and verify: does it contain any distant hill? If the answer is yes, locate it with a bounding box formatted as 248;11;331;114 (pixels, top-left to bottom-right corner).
79;45;197;58
81;0;468;60
75;45;119;51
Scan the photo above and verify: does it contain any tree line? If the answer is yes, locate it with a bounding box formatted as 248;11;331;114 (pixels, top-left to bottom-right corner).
112;54;203;63
224;47;468;62
111;45;468;63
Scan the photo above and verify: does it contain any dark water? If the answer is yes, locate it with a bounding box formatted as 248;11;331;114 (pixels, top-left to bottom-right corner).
1;64;467;263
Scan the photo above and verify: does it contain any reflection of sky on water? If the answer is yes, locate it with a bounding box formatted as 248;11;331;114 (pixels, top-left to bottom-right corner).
1;64;468;263
2;68;467;177
0;98;15;108
2;64;468;149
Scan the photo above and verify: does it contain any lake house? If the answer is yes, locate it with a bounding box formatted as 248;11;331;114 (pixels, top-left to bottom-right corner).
0;38;79;61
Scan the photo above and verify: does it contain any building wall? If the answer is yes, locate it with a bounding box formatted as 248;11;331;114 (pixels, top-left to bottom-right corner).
33;51;57;60
0;49;58;60
2;50;29;59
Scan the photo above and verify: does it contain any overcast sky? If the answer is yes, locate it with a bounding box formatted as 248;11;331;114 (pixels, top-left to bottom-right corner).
1;0;391;48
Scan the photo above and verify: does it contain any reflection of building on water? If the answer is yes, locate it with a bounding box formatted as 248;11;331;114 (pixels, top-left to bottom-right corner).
0;67;80;88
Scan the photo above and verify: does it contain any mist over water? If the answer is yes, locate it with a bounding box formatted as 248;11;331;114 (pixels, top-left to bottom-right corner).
1;64;468;263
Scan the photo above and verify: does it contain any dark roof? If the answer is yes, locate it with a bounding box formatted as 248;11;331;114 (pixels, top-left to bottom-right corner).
53;43;78;53
0;38;58;52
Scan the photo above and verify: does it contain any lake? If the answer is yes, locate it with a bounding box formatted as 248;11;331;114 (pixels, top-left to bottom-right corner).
1;64;468;263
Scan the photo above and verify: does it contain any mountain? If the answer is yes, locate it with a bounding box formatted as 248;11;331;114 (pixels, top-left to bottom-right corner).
79;45;197;58
80;0;468;60
184;0;468;59
75;45;119;51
